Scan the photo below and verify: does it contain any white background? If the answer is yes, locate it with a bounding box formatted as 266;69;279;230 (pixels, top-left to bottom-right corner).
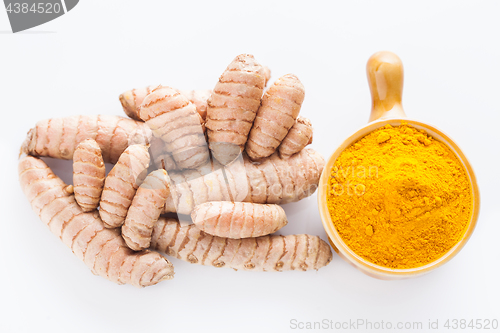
1;1;499;332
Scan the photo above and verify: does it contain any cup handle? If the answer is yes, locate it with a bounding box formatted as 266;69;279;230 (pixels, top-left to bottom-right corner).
367;51;407;122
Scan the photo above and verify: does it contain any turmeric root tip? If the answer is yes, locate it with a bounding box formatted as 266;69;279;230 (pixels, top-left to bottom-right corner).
99;145;150;228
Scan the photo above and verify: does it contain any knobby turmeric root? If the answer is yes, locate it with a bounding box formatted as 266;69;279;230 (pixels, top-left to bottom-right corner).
206;54;267;165
21;115;152;163
140;86;209;170
246;74;305;161
99;145;150;228
279;116;313;159
151;217;332;271
120;86;212;122
73;139;105;212
191;202;287;239
122;169;171;251
19;156;174;287
163;148;325;215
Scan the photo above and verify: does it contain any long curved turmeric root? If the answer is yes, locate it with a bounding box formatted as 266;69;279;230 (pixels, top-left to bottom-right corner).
99;145;150;228
19;156;174;287
122;169;170;251
140;86;209;170
73;139;105;212
147;119;206;170
279;116;313;158
246;74;305;161
21;115;152;163
120;86;212;122
151;217;332;271
191;202;287;239
163;148;325;215
206;54;267;165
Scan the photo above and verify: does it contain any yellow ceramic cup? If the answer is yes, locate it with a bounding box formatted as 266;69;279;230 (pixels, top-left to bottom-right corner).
317;51;480;279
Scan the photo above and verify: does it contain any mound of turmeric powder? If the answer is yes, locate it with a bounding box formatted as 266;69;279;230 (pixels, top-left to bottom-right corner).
327;124;472;269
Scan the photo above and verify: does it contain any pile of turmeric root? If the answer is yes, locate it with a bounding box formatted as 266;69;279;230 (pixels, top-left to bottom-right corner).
19;54;332;288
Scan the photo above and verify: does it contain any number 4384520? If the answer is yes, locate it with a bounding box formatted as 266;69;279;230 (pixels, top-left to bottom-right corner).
5;3;62;14
444;319;498;330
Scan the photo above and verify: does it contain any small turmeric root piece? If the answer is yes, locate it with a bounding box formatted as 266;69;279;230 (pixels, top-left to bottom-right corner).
120;85;156;121
122;169;171;251
21;115;152;163
206;54;267;165
279;116;313;158
191;202;287;239
246;74;305;161
99;145;150;229
140;86;209;170
19;156;174;287
163;148;325;215
73;139;105;212
151;217;332;271
119;85;211;122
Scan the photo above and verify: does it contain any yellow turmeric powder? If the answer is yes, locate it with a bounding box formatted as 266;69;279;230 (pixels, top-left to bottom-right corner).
327;124;472;269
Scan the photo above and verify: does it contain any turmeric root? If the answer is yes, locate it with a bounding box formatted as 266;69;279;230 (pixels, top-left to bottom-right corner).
120;86;211;122
191;202;287;239
178;89;211;121
151;217;332;271
21;115;152;163
19;156;174;287
163;159;234;215
163;148;325;215
279;116;313;158
122;169;170;251
206;54;267;165
245;74;305;161
149;137;178;171
73;139;105;212
140;86;209;170
99;145;150;229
